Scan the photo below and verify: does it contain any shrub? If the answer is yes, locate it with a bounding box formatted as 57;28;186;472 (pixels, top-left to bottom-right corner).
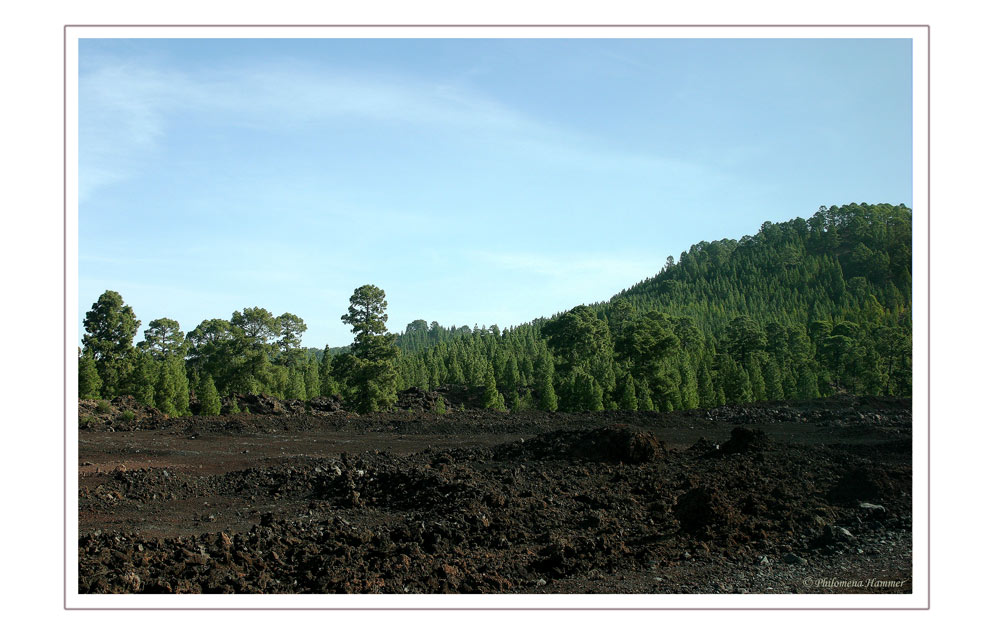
118;410;136;422
96;400;112;415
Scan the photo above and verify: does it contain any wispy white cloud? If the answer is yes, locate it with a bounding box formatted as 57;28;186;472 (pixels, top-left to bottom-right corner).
78;55;713;201
79;61;189;201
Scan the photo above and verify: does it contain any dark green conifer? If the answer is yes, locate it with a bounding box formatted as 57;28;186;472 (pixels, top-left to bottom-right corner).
483;367;506;411
619;374;638;411
197;374;222;415
78;354;102;399
535;355;558;412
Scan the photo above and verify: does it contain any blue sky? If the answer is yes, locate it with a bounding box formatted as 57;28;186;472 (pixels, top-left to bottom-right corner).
78;37;912;349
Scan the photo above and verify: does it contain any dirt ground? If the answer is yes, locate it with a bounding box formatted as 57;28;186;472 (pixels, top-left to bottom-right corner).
77;395;912;594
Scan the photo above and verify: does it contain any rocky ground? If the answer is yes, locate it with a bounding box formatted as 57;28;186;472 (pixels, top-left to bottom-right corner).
77;395;912;594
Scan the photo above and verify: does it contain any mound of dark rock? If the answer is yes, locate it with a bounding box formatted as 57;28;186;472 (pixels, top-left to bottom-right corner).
720;427;771;454
687;437;720;455
394;387;452;413
438;384;486;410
224;393;287;415
496;425;665;464
828;466;896;504
674;486;743;537
307;395;344;413
78;396;166;431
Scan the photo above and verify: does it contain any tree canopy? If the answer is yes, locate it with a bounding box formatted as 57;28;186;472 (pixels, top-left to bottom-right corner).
79;203;912;415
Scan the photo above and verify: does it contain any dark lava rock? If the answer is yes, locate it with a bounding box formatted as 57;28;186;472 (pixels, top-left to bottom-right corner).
78;396;166;431
308;395;344;412
719;427;770;455
687;437;720;455
829;466;895;503
674;486;742;537
811;524;856;549
495;425;666;464
858;502;889;518
232;393;287;415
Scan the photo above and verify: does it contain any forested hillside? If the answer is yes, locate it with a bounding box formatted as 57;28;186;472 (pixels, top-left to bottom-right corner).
392;202;912;411
79;203;911;415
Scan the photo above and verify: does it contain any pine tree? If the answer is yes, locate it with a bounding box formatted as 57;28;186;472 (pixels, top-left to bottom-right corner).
781;369;797;402
78;354;102;399
341;285;400;413
678;355;699;410
286;369;307;400
636;379;655;411
501;355;520;394
585;376;604;412
197;373;222;415
320;346;336;396
82;290;141;397
795;365;821;399
304;357;321;399
748;355;766;401
128;353;157;408
719;355;752;404
483;367;506;411
167;355;190;415
619;374;638;411
733;368;752;403
696;360;716;408
535;355;558;412
763;357;785;400
155;360;178;417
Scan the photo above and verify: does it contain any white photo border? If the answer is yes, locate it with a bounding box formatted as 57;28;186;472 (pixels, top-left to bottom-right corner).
65;23;929;610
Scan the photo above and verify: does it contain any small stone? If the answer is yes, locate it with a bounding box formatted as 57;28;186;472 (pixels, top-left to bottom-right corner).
823;525;855;542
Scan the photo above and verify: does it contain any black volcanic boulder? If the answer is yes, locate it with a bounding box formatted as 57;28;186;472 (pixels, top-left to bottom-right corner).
719;427;770;454
674;486;743;537
308;395;343;412
828;466;895;504
238;394;287;414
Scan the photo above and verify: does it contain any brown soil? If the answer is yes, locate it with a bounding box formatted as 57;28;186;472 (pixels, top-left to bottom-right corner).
78;396;913;594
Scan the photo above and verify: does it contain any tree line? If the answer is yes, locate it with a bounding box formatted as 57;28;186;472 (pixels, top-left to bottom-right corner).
391;202;912;411
79;202;912;415
78;285;399;415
